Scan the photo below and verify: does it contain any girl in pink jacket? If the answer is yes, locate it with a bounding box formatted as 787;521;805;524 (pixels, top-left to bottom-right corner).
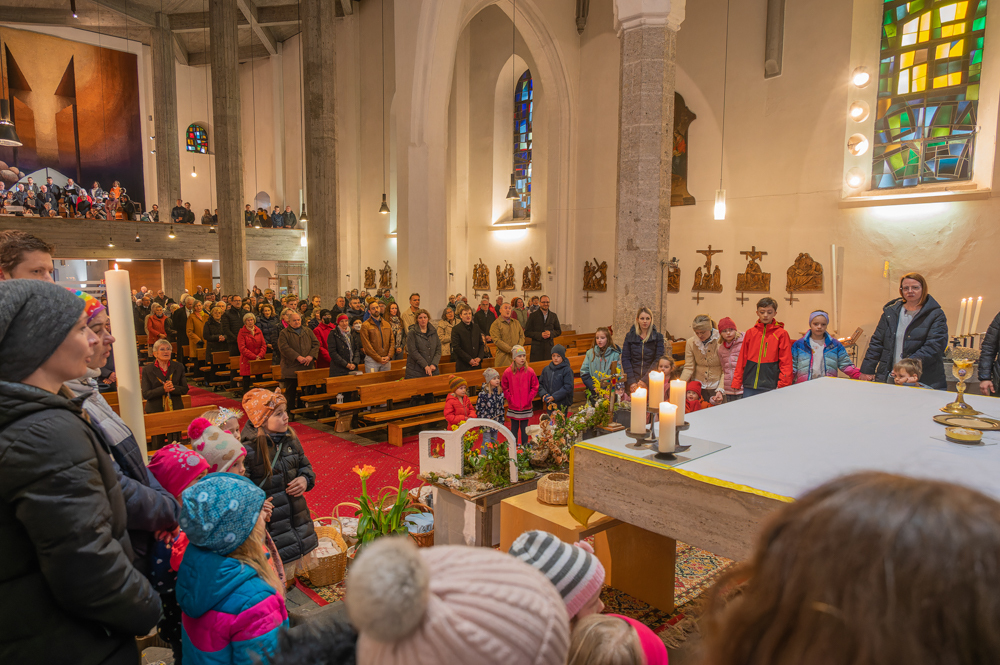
712;317;744;405
501;345;539;446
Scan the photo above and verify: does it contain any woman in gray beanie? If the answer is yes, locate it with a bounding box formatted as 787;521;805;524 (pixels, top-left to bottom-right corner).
0;280;162;665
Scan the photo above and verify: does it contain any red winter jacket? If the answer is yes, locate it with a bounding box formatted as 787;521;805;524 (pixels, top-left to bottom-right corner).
732;319;792;391
444;392;476;427
314;322;335;369
238;326;267;376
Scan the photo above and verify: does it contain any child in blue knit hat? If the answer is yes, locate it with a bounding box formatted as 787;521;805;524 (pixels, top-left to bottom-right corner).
176;473;289;665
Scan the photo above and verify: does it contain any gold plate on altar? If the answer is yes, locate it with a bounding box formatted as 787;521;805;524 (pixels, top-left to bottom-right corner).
933;414;1000;431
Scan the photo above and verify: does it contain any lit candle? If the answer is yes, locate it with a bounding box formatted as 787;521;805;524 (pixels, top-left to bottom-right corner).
956;298;967;338
669;379;687;426
104;267;148;458
971;296;983;335
964;296;975;336
630;388;647;435
659;402;677;453
648;371;665;407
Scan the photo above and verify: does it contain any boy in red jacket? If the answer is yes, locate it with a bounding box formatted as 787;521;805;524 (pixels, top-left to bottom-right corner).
732;297;792;397
444;375;476;428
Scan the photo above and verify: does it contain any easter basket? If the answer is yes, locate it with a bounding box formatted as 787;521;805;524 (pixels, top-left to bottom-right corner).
307;507;351;587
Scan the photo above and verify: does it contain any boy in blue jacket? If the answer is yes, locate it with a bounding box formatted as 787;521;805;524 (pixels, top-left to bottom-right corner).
539;345;575;413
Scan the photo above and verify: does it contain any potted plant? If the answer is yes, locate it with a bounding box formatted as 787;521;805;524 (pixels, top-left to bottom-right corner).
352;464;419;555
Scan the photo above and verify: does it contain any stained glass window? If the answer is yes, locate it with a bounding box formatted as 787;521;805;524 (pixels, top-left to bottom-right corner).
186;124;208;154
513;70;532;219
872;0;987;189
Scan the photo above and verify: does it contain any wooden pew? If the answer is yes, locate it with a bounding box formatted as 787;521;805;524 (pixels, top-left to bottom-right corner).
144;405;207;445
106;392;192;415
254;365;282;389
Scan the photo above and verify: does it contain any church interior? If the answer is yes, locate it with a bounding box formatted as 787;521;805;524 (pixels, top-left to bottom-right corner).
2;0;1000;663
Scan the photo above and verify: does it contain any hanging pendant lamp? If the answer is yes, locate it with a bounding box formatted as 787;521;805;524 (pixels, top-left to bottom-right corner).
506;0;519;203
0;37;22;148
714;0;731;221
168;225;176;239
379;0;391;215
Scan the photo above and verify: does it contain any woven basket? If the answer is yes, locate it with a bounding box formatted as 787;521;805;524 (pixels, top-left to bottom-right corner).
307;507;351;587
408;500;435;548
537;473;570;506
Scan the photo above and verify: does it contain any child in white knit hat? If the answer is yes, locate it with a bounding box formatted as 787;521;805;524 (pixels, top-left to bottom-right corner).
346;537;569;665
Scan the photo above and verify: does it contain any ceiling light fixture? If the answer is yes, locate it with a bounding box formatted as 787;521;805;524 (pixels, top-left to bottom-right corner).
191;164;197;177
168;225;176;238
70;0;78;18
379;0;390;215
506;0;520;204
0;42;21;147
135;230;141;242
297;0;308;225
852;66;871;88
714;0;732;220
107;237;115;248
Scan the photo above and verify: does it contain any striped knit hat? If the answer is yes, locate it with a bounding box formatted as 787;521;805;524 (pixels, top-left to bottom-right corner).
448;374;467;392
509;530;606;618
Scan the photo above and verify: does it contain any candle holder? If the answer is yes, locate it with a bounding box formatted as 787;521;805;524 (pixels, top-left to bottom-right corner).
653;423;692;461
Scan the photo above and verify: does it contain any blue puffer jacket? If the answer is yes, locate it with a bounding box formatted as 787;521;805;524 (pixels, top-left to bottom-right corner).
860;295;948;389
177;544;288;665
539;345;575;409
790;333;861;384
620;325;666;388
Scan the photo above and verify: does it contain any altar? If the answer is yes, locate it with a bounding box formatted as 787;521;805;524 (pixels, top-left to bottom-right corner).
573;378;1000;564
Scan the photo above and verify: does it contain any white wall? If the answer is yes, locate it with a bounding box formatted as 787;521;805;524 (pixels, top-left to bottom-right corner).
667;0;1000;351
175;62;217;213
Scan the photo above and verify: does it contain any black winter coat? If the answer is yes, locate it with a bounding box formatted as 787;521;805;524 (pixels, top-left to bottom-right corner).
978;311;1000;382
328;327;363;377
405;324;443;379
524;309;563;362
170;306;191;347
257;313;282;351
204;316;230;361
860;296;948;389
620;325;666;388
451;320;488;372
222;308;245;356
241;424;318;563
140;360;189;412
539;361;575;409
474;308;498;339
0;382;161;665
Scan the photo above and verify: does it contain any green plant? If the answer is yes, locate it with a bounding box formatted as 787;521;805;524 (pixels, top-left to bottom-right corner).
352;464;419;552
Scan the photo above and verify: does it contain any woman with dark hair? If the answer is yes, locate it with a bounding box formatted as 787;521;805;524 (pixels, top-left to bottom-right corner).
257;302;281;352
0;281;161;664
859;272;948;389
512;296;529;329
701;471;1000;665
388;301;406;358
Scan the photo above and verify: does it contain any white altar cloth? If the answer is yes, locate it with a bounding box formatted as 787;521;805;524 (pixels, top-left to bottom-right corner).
677;378;1000;501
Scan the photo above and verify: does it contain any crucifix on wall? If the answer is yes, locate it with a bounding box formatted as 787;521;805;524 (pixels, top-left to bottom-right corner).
735;245;770;306
692;245;723;303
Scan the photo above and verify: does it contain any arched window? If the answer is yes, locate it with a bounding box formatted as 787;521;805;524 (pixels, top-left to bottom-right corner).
186;124;208;153
872;0;987;188
513;70;532;219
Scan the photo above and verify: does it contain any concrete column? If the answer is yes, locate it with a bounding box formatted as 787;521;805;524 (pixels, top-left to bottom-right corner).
150;13;181;210
209;0;248;296
302;0;340;303
612;0;684;338
161;259;186;303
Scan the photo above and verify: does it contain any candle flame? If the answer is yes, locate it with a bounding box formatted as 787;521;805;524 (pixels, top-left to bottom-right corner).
113;263;119;271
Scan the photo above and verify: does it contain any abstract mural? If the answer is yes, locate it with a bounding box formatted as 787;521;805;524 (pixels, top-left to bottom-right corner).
0;28;143;200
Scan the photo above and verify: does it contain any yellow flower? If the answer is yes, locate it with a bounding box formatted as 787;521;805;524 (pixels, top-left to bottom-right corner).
398;466;414;482
352;464;376;480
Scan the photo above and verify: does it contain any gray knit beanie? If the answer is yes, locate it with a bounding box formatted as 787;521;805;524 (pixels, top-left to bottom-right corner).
0;280;84;382
483;367;500;383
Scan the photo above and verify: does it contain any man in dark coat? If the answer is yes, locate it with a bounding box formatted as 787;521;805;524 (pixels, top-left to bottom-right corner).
473;294;498;340
0;280;161;665
171;295;195;366
133;294;152;332
524;294;562;362
451;304;488;372
222;294;246;356
171;198;186;224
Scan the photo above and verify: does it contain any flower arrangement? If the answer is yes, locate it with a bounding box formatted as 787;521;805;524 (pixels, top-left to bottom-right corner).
352;464;419;552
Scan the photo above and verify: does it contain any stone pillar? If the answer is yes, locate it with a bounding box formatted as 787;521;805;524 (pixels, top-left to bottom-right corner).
612;0;684;339
209;0;248;296
150;13;181;211
161;259;186;303
302;0;339;304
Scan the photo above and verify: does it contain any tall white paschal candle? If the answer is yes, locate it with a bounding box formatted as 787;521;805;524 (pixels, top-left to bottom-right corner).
630;388;647;435
670;379;687;426
104;268;148;458
956;298;967;337
648;371;665;407
971;296;983;335
659;402;677;453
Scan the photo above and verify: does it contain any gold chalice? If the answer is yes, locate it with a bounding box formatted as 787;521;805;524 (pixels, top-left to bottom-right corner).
942;348;981;416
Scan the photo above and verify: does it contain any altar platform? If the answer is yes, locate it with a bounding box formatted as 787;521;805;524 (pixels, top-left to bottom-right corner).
573;378;1000;564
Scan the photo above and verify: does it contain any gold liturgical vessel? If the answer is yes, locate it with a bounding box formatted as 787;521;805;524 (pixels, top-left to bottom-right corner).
942;347;982;416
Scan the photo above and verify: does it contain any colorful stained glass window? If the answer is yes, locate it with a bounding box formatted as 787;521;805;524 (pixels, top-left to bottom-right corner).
186;124;208;154
513;70;532;219
872;0;987;188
